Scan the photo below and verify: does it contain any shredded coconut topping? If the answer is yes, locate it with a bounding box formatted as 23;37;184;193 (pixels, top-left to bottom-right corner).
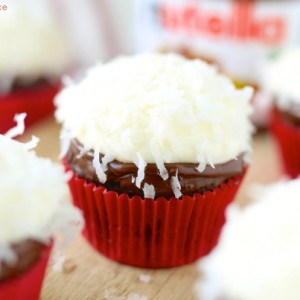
55;53;253;169
197;179;300;300
0;134;83;263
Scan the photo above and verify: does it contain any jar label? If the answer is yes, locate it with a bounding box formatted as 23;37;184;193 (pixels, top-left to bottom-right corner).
135;0;300;84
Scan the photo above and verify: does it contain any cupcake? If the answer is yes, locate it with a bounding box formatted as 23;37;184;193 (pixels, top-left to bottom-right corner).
0;121;83;300
0;1;71;133
55;53;253;268
196;179;300;300
266;48;300;178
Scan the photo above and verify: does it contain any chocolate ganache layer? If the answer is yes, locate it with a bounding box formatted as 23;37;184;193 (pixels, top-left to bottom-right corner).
66;139;246;198
0;77;57;95
274;105;300;128
0;239;45;281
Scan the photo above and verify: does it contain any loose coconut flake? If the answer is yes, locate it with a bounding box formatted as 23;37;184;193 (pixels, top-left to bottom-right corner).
104;290;125;300
102;153;114;172
151;146;169;180
4;113;26;138
127;294;147;300
153;155;168;180
103;292;147;300
143;183;155;199
139;274;151;283
171;170;182;198
23;135;40;150
76;146;89;159
93;149;107;183
196;162;207;173
207;155;215;169
52;250;65;272
59;129;73;159
92;151;114;183
4;113;39;151
134;153;147;188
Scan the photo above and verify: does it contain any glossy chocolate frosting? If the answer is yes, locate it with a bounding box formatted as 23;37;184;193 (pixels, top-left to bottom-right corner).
66;139;246;198
12;77;53;91
0;77;55;95
274;105;300;127
0;239;45;281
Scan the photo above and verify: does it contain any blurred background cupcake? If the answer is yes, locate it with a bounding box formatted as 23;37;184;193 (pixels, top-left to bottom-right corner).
196;179;300;300
0;0;72;134
0;124;83;300
55;53;253;268
266;47;300;178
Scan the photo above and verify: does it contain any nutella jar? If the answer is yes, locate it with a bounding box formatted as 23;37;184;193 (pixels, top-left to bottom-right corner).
135;0;300;127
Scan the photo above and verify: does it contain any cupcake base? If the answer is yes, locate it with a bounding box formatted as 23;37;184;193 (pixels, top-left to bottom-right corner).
0;81;59;134
67;167;246;268
270;108;300;178
0;244;51;300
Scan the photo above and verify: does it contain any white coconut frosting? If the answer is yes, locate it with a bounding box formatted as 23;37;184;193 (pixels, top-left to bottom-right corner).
197;179;300;300
0;133;83;264
55;53;253;171
265;47;300;114
0;1;71;92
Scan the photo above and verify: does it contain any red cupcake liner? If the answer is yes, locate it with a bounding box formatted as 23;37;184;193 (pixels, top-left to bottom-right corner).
270;108;300;178
0;244;52;300
67;165;246;268
0;82;60;134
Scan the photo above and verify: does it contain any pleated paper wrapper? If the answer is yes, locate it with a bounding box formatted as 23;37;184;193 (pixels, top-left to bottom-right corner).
0;244;51;300
67;165;246;268
270;108;300;178
0;82;59;134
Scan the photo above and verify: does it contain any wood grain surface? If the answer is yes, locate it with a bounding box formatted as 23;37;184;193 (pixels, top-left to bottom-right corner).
20;116;283;300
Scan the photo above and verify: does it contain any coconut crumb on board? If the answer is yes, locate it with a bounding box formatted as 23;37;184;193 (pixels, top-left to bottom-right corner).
104;296;125;300
139;274;151;283
128;293;147;300
104;290;125;300
52;251;65;272
104;290;147;300
52;252;76;274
